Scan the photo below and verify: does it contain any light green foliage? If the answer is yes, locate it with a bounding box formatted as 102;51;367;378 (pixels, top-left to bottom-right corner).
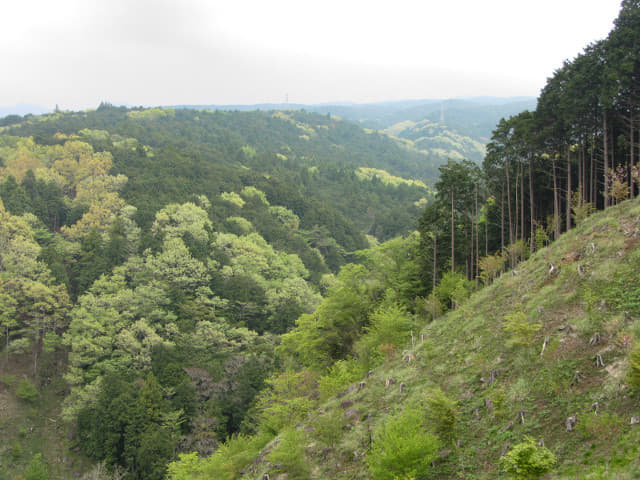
152;202;213;244
503;311;542;348
225;216;253;234
504;239;529;267
571;190;595;226
499;436;557;479
534;226;549;251
127;108;172;121
420;292;442;321
24;453;49;480
146;237;210;290
167;432;273;480
366;404;439;480
63;258;180;418
478;251;505;285
15;379;39;403
167;453;208;480
355;302;415;368
266;429;311;479
355;167;429;189
241;145;257;158
435;271;473;309
214;231;320;328
254;369;318;434
313;407;347;447
0;202;70;369
268;205;300;230
318;359;363;399
628;342;640;389
281;235;422;369
220;191;246;208
279;263;378;368
240;186;269;205
424;387;458;445
385;120;486;163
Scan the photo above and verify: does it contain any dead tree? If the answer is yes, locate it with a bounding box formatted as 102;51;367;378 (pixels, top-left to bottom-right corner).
357;381;367;392
589;332;601;346
385;377;394;388
399;383;407;393
595;354;605;368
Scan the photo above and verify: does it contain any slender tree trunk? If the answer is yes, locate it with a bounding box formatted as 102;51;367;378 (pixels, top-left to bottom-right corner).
451;191;455;274
520;162;525;242
631;113;635;198
485;202;489;257
591;134;596;205
506;159;513;245
553;157;561;240
529;155;535;253
566;146;572;231
514;166;519;241
475;184;479;283
432;234;437;290
465;228;469;280
501;186;505;252
469;208;475;280
604;112;610;208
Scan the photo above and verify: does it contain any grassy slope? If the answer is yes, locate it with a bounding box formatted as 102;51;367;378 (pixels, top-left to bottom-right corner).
0;356;92;480
249;196;640;479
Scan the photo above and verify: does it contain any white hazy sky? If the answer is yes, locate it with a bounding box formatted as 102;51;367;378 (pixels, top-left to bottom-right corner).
0;0;622;110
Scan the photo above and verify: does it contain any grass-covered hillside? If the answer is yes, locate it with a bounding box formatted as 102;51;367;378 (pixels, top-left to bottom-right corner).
170;195;640;479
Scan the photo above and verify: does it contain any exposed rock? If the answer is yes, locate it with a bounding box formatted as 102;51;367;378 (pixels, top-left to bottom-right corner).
341;400;354;409
631;415;640;426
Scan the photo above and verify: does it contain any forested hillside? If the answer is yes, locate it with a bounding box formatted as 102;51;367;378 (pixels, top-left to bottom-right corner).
0;106;439;479
1;1;639;479
180;97;536;165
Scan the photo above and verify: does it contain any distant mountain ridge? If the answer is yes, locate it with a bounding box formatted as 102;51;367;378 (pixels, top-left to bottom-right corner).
173;96;536;142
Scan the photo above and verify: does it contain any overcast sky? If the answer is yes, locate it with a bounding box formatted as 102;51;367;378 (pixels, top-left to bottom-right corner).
0;0;622;111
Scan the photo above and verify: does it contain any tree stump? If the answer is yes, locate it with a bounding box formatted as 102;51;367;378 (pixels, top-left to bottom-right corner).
566;415;577;432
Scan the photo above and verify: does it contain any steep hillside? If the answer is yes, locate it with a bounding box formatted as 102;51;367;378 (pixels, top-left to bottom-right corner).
384;120;486;163
175;196;640;479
